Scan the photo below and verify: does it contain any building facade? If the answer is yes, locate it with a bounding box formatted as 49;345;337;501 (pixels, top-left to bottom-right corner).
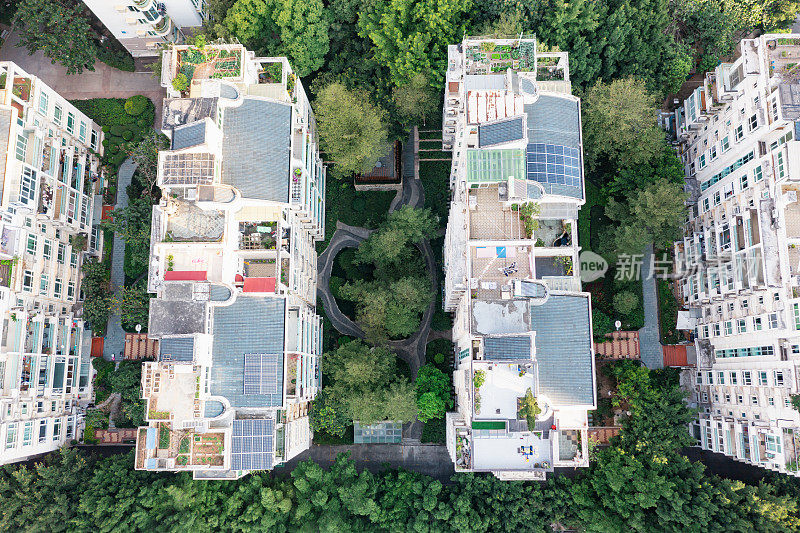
0;62;104;463
441;37;596;480
134;44;325;479
83;0;207;58
673;34;800;476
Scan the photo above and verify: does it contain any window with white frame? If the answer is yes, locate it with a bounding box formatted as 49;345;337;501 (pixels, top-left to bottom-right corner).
19;167;36;206
774;371;784;386
777;152;786;179
737;319;747;333
734;124;744;141
743;371;752;385
38;92;48;115
724;321;733;335
26;234;37;254
729;371;737;385
15;134;27;161
5;423;17;449
78;122;86;143
754;164;763;181
90;129;98;151
39;274;49;295
53;105;62;126
52;419;61;441
754;317;763;330
42;239;52;260
66;112;75;134
22;421;32;447
758;371;768;386
768;313;779;329
67;282;75;300
721;136;730;152
717;371;725;384
752;395;759;405
22;270;33;292
53;279;62;299
57;243;65;264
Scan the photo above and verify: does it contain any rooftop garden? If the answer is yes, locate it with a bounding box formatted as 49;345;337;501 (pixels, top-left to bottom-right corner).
173;42;242;93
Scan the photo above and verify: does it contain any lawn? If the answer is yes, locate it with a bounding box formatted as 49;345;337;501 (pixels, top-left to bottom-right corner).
658;278;682;344
419;130;442;140
421;417;445;443
578;179;602;252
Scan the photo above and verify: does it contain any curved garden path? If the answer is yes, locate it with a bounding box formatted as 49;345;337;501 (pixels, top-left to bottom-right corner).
317;127;438;382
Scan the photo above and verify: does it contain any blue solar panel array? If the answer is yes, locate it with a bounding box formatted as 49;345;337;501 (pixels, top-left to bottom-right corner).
526;143;581;187
243;353;280;395
231;419;274;471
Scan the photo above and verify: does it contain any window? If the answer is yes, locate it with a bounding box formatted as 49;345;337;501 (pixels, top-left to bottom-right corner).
90;129;98;151
39;274;49;294
743;371;752;385
752;395;759;405
777;152;786;179
5;423;17;449
729;372;738;385
38;92;48;115
52;419;61;441
734;124;744;141
749;114;758;130
26;234;37;254
774;371;784;386
717;371;725;384
696;372;703;385
724;321;733;335
703;197;710;212
53;280;62;299
759;371;768;386
740;173;748;190
15;134;27;161
737;394;744;404
714;393;719;402
768;313;779;329
786;398;792;408
714;191;721;206
19;167;36;205
769;397;775;406
713;323;721;336
66;112;75;134
754;164;763;181
53;105;62;126
699;153;707;169
38;420;47;443
78;122;86;143
707;371;714;384
57;243;65;264
754;317;763;331
22;270;33;292
42;239;52;260
737;319;747;333
67;282;75;300
721;136;730;152
70;252;77;268
22;421;32;447
710;145;718;161
725;394;731;403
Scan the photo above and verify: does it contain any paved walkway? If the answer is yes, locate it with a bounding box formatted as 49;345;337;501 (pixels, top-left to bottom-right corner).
639;245;663;369
103;158;136;361
0;28;165;126
283;444;454;481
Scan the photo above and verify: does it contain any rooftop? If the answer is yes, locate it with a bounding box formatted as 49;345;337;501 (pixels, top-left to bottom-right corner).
221;98;291;202
164;200;225;241
209;296;285;409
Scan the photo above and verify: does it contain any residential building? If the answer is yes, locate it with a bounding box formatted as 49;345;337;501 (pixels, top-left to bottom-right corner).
441;37;596;480
82;0;207;57
0;62;104;463
672;34;800;476
135;44;325;479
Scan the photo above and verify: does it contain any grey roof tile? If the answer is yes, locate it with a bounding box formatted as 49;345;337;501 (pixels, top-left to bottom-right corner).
531;295;594;406
172;121;206;150
479;117;525;147
484;336;532;361
159;337;194;362
221;98;291;202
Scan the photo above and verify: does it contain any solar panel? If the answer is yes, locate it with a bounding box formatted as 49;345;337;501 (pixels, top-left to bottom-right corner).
231;419;275;471
526;143;581;188
243;353;280;395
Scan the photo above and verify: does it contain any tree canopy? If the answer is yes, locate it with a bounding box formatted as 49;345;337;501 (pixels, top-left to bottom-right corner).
14;0;97;75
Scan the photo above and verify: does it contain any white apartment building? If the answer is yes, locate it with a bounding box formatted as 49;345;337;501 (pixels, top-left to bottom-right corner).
134;44;325;479
441;37;595;480
0;62;104;463
83;0;207;57
673;34;800;476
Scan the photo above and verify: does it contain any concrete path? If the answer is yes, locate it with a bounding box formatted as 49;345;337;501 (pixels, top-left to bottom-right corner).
283;444;454;481
0;28;165;127
103;158;136;361
639;244;663;369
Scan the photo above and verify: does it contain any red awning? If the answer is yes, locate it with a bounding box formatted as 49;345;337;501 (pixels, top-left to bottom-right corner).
663;344;689;367
165;270;207;281
243;277;277;293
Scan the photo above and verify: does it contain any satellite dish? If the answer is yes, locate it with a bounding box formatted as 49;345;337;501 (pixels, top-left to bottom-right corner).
614;320;622;330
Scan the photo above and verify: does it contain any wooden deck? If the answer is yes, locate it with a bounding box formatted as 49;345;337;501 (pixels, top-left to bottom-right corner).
594;331;640;359
124;334;159;360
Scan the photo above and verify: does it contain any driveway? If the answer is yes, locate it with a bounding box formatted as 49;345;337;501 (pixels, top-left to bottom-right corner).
0;28;165;126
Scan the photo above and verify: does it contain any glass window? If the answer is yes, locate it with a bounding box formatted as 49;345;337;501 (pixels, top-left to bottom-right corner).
39;274;49;294
53;279;62;299
66;112;75;134
52;419;61;441
42;239;52;260
729;372;737;385
759;371;768;386
743;371;752;385
774;371;784;386
717;371;725;384
26;234;37;254
67;282;75;300
754;165;763;181
70;252;78;268
78;122;86;143
721;136;730;152
53;105;62;126
777;152;786;179
57;243;65;264
751;395;759;405
5;423;17;449
38;92;48;115
15;134;27;161
22;270;33;292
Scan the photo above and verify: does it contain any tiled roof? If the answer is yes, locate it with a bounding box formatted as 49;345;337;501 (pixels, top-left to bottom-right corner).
479;117;524;147
159;336;194;363
221;98;291;202
530;295;594;406
483;336;532;361
210;296;285;408
172;121;206;150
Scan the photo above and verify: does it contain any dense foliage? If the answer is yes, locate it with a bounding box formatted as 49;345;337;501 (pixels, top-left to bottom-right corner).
80;258;112;335
318;340;417;425
4;363;800;531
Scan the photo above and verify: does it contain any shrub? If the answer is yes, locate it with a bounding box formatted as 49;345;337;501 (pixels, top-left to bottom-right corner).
613;290;639;316
95;41;135;72
124;95;148;116
592;309;613;340
122;130;133;141
172;73;189;92
352;196;367;212
137;117;150;128
109;124;127;137
434;352;445;365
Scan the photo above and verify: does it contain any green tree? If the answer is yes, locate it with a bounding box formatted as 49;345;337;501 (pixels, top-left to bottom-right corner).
415;364;453;421
226;0;330;77
103;197;152;279
112;284;150;332
355;206;438;268
14;0;97;75
605;141;685;197
127;129;169;198
592;308;613;340
612;290;639;316
309;390;349;437
475;8;524;36
392;72;438;126
606;178;688;254
81;258;112;335
315;82;389;178
417;392;446;422
581;78;666;173
357;0;472;88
